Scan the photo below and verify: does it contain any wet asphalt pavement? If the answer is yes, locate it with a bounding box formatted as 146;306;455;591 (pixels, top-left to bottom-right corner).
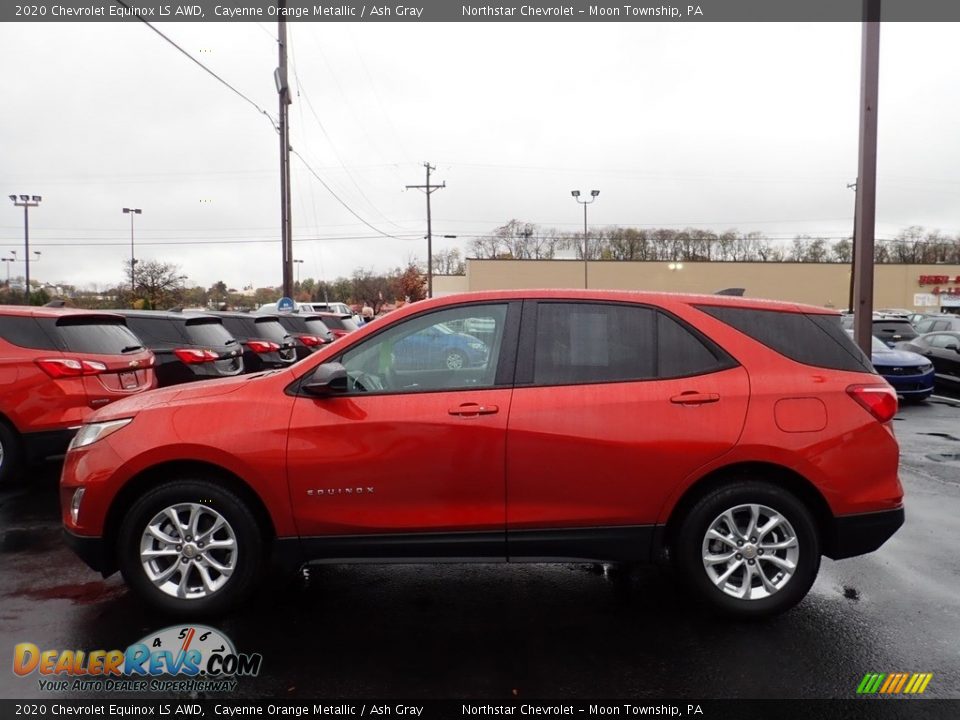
1;396;959;701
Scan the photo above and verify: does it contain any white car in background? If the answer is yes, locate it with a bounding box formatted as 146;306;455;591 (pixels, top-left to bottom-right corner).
258;301;363;325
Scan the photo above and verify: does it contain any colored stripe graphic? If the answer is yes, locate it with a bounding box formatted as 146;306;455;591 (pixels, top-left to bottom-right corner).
857;673;933;695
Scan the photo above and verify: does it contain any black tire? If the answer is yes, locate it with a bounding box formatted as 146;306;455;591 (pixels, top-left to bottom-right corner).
117;479;264;616
0;422;22;485
675;480;820;618
444;349;467;370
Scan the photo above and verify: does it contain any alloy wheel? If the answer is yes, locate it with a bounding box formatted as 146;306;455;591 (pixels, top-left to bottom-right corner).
139;503;238;599
701;503;799;601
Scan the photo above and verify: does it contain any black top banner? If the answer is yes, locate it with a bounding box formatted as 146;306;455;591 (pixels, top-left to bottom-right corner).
2;699;959;720
3;0;960;22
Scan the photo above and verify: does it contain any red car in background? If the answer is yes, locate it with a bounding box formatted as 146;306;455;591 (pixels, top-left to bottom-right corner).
61;291;903;618
0;306;156;483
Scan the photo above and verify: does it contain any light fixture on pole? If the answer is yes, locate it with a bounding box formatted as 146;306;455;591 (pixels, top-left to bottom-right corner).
293;259;304;285
123;208;142;306
9;194;41;304
571;190;599;289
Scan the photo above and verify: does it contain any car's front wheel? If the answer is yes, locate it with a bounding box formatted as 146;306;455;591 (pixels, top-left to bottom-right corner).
118;479;264;616
675;481;820;618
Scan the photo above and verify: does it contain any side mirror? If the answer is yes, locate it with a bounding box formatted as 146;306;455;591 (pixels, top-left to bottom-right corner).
302;362;348;397
947;343;960;353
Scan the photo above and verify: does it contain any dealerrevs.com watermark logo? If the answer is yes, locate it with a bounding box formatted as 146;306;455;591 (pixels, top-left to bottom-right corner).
13;625;262;693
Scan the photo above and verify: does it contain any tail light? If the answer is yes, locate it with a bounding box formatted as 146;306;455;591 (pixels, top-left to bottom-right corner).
330;330;349;339
35;358;107;378
847;384;898;423
298;335;326;347
247;340;280;353
174;348;219;364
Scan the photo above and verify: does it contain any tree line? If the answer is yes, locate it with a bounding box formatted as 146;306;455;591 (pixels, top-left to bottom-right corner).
1;259;427;311
446;221;960;269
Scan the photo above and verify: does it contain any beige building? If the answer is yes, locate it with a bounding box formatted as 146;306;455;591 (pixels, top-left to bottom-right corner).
433;260;960;312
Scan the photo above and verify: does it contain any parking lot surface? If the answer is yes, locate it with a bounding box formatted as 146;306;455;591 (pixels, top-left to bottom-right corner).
1;397;959;700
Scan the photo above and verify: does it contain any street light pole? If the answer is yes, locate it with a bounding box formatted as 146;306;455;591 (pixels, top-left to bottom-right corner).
123;208;142;307
293;258;304;286
571;190;599;289
9;195;41;304
1;257;12;286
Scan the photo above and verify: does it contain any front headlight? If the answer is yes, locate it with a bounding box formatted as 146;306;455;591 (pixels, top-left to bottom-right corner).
919;363;933;373
68;418;133;451
468;342;486;351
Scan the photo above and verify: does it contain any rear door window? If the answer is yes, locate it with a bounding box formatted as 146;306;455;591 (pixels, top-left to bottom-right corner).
530;303;733;386
55;317;144;355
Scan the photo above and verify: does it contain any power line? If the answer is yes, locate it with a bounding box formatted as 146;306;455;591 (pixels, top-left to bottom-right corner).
112;0;279;133
290;148;410;241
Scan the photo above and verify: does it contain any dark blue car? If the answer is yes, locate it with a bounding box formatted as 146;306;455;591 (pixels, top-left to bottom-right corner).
863;333;935;402
393;323;489;371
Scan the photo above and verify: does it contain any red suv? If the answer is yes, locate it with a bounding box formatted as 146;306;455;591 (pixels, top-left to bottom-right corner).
61;292;903;617
0;306;156;483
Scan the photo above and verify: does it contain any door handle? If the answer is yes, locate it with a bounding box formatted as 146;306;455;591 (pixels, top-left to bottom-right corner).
670;392;720;406
448;403;499;417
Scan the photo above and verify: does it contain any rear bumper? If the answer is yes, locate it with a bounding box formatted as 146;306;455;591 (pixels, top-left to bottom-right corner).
825;507;905;560
22;428;78;463
62;529;114;576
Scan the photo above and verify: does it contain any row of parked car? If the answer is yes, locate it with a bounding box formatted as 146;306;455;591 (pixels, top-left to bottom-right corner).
839;311;960;402
0;305;362;483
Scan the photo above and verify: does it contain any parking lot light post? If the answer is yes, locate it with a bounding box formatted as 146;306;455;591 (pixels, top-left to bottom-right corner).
571;190;599;289
9;195;41;304
1;257;12;286
293;258;304;286
123;208;142;307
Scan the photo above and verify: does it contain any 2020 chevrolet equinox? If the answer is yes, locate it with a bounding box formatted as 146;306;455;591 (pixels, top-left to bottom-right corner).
61;291;904;617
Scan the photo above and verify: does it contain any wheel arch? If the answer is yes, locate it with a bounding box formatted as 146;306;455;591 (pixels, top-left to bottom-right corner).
657;461;835;561
102;459;277;574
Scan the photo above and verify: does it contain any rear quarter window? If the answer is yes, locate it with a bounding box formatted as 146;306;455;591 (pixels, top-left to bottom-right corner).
697;305;873;373
0;316;57;350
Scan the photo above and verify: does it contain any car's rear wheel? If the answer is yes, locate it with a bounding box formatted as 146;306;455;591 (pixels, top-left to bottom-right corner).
0;422;22;485
118;479;264;616
675;481;820;618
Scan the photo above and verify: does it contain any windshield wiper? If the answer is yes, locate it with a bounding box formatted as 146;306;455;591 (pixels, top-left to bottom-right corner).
121;345;144;353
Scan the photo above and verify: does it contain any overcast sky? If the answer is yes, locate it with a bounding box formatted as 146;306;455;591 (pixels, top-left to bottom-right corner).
1;21;958;291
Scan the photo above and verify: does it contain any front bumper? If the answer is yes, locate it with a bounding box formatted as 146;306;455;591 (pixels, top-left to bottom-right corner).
62;529;114;576
824;507;905;560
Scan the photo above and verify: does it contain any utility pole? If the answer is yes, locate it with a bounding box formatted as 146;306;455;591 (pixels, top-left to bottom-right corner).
846;181;857;313
276;4;294;299
852;0;880;355
406;162;445;298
